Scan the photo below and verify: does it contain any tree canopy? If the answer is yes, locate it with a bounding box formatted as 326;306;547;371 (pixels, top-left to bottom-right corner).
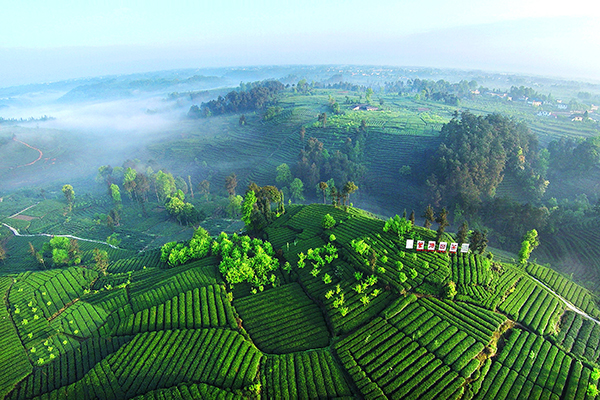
429;111;546;211
189;80;284;118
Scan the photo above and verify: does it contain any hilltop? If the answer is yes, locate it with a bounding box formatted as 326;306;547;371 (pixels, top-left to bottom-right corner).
1;203;599;399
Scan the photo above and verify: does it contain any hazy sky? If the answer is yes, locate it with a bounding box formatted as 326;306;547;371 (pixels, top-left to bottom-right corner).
1;0;599;86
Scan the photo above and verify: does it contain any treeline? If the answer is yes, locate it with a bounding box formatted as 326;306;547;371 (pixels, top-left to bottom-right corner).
508;85;547;101
427;111;547;211
0;115;55;124
384;78;478;103
188;80;284;118
295;135;365;192
548;136;600;172
97;160;202;226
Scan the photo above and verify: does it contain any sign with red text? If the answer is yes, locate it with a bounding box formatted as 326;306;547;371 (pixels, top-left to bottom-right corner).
427;241;436;251
416;240;425;251
438;242;447;252
449;243;459;253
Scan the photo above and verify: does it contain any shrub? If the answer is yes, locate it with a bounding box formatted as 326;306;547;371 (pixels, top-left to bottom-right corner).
322;214;336;229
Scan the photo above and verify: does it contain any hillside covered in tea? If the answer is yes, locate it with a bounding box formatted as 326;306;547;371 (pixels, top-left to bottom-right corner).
1;202;599;399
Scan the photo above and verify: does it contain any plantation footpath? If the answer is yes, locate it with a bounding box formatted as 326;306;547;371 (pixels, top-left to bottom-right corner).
2;223;120;249
2;204;600;399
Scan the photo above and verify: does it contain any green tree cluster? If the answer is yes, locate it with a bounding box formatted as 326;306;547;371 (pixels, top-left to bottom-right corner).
430;111;547;210
189;80;284;118
212;233;278;290
93;248;109;276
518;229;539;265
469;230;488;254
383;215;413;241
241;184;284;232
62;185;75;212
160;226;211;267
42;237;81;267
296;136;365;192
322;214;336;229
165;191;202;225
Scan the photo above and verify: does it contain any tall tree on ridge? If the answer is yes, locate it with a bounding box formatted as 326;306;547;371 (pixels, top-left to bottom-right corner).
226;173;238;197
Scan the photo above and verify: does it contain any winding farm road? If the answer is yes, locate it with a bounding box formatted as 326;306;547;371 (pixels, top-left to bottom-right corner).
1;222;120;249
13;137;43;168
528;274;600;325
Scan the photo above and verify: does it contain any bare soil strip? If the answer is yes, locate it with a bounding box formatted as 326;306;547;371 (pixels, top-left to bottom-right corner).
13;137;43;168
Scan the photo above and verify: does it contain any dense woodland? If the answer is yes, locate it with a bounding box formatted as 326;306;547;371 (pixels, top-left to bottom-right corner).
188;80;285;118
427;111;547;209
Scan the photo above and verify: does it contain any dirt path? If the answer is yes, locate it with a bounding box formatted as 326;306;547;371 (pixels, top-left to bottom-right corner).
2;222;120;249
528;274;600;325
8;202;39;219
13;137;43;168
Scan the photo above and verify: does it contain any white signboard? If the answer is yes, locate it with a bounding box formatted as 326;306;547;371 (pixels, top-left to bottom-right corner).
449;243;458;253
460;243;470;253
427;241;436;251
416;240;425;251
406;239;414;249
438;242;447;252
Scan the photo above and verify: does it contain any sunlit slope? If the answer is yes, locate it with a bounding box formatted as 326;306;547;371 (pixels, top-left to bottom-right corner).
1;204;600;399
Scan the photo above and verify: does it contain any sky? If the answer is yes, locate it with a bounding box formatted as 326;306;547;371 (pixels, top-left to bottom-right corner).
1;0;599;86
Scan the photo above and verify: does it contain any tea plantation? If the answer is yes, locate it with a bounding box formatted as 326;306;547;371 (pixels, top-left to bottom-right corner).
1;203;600;399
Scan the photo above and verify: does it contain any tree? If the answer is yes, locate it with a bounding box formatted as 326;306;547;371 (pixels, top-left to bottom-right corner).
330;186;342;207
409;210;415;225
365;87;374;103
383;215;412;241
93;248;109;276
470;230;488;254
106;214;115;230
69;239;81;265
322;214;336;229
457;221;469;244
290;178;305;202
275;163;293;187
165;192;199;225
342;181;358;206
110;184;121;207
174;176;188;195
360;119;367;132
225;173;238;197
155;170;176;203
445;281;457;300
188;176;194;198
109;208;121;227
318;181;329;204
133;172;150;216
423;205;435;229
318;112;327;128
435;208;450;241
239;114;246;126
245;184;283;231
29;242;45;268
96;165;114;188
226;195;243;218
242;190;257;230
518;229;539;265
42;236;77;266
62;184;75;212
122;167;137;199
0;242;6;264
198;180;210;201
